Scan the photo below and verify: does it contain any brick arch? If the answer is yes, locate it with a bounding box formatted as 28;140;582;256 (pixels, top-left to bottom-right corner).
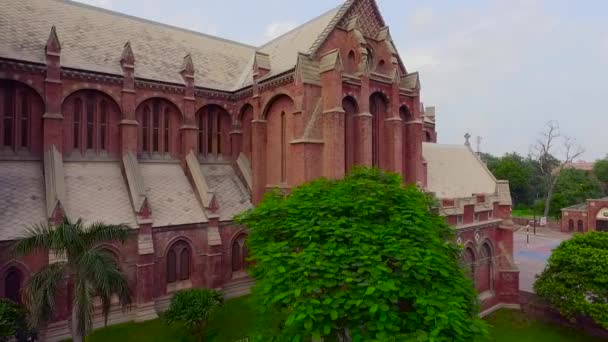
0;79;45;154
135;95;182;116
0;75;44;99
0;260;31;303
62;89;122;157
577;220;584;233
568;219;574;232
96;243;123;264
462;243;476;281
136;97;181;157
263;94;294;185
261;93;294;120
478;240;494;293
62;86;121;108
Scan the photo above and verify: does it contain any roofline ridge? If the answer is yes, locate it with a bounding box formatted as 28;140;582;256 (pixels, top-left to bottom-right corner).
60;0;257;49
257;4;343;49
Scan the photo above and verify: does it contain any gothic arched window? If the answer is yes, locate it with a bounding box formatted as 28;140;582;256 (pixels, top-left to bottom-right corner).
166;241;191;284
568;219;574;232
578;220;584;233
231;235;247;274
463;247;475;281
64;90;119;156
478;243;493;293
0;80;43;153
196;105;231;158
4;267;22;303
137;98;177;157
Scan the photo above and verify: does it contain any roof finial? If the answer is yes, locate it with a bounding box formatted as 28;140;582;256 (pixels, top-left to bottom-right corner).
45;25;61;55
180;53;195;77
120;41;135;66
464;133;471;147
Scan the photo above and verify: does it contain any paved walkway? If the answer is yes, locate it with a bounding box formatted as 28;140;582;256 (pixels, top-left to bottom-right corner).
513;227;570;292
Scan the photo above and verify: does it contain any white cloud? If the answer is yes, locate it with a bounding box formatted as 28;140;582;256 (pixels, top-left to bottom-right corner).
265;21;298;40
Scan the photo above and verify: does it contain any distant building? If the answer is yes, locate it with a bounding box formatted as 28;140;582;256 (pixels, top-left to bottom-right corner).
561;198;608;233
563;161;595;172
0;0;518;339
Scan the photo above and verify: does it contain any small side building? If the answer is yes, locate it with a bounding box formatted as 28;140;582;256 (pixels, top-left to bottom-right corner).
423;139;520;314
561;198;608;233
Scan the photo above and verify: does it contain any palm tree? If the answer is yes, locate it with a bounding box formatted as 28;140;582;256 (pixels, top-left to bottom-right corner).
13;217;132;342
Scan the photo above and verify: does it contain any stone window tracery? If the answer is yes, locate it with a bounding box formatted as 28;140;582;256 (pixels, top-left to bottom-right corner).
0;80;42;152
167;241;190;284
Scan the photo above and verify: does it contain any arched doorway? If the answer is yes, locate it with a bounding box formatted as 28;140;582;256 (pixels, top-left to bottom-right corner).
577;220;584;233
342;96;358;173
231;234;248;278
463;247;476;283
166;240;191;284
568;219;574;232
477;243;493;293
4;267;22;303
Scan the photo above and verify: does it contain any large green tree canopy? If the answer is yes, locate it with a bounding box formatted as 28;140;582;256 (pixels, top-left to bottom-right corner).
237;168;485;341
535;232;608;329
550;169;602;217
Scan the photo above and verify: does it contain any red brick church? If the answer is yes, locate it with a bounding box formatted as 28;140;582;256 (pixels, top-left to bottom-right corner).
0;0;519;339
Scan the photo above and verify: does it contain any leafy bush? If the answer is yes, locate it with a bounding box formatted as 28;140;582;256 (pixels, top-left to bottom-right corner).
237;167;486;341
0;299;36;342
163;288;223;341
535;232;608;329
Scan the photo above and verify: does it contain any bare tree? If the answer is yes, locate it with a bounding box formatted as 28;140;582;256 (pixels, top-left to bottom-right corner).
532;121;585;217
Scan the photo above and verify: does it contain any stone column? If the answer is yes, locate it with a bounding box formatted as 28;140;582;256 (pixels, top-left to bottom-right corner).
230;129;243;160
43;26;63;153
251;119;267;204
119;42;138;153
356;75;372;166
205;215;224;288
384;117;402;174
135;222;158;322
180;54;198;158
320;50;345;179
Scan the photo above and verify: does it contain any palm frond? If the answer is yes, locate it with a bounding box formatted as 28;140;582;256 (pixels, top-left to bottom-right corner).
82;222;132;248
78;248;132;326
12;222;57;257
73;276;95;338
23;262;67;328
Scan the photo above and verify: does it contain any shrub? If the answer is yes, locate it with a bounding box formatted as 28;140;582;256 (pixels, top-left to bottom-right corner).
535;232;608;329
0;299;36;342
163;288;224;341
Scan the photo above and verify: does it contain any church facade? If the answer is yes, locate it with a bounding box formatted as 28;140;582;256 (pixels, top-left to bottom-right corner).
0;0;519;339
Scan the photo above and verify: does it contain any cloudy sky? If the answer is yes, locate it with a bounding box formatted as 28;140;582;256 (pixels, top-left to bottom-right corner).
74;0;607;160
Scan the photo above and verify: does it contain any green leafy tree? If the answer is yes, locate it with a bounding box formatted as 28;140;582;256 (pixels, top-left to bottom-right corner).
546;169;602;217
13;217;132;342
0;299;36;342
490;153;534;206
593;158;608;194
163;288;224;342
237;168;486;341
535;232;608;329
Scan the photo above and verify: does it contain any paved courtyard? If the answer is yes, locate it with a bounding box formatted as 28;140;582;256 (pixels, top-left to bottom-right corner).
513;227;571;292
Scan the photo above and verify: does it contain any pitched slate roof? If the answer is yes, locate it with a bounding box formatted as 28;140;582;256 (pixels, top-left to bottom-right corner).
0;0;255;91
0;0;397;91
64;162;137;228
200;164;253;221
423;143;498;199
0;161;47;241
140;163;207;227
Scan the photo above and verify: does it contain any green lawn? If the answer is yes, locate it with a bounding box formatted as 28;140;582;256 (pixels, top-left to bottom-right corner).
86;297;603;341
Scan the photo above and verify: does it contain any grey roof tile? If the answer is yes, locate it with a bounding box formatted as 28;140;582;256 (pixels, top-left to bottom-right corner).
0;161;47;241
200;164;252;221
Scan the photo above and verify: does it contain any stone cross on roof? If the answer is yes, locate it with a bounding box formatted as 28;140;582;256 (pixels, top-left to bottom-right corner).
464;133;471;147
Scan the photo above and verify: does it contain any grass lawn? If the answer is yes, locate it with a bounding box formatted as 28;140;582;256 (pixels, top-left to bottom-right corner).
86;297;603;341
484;309;604;342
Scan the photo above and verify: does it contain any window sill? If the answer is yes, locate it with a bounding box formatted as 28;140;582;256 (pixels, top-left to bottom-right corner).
166;279;192;294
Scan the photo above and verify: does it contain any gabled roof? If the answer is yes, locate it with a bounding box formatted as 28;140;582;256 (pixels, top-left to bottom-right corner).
423;143;499;199
1;0;399;91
